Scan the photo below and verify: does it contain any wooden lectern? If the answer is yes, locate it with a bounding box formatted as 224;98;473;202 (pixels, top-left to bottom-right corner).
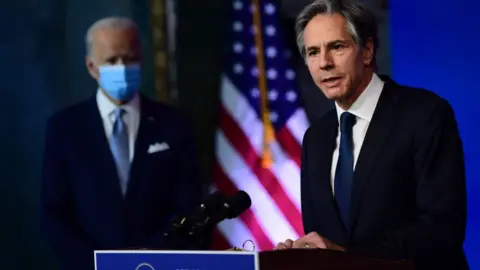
258;249;414;270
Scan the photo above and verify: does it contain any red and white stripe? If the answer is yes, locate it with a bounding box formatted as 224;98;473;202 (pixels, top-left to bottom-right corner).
212;75;309;251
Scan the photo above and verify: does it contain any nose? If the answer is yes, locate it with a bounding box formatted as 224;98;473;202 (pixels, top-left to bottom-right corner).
114;58;125;65
319;51;334;71
113;56;137;65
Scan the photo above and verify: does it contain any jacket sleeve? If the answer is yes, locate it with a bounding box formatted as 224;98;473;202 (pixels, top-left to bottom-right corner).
40;116;96;269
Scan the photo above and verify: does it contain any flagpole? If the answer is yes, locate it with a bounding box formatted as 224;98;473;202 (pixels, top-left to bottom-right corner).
251;0;274;168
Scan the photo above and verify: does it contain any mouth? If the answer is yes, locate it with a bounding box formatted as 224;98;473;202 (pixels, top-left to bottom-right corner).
321;76;343;87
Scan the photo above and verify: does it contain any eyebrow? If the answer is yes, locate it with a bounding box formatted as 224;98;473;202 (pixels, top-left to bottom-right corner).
305;39;349;52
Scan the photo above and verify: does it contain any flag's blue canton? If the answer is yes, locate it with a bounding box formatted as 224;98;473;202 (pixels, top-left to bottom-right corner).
224;0;302;130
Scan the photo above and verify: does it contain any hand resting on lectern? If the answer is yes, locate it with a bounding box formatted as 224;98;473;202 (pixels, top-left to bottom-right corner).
276;232;345;252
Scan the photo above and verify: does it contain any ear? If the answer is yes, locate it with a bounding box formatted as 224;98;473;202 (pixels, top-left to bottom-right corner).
362;38;375;66
85;55;99;80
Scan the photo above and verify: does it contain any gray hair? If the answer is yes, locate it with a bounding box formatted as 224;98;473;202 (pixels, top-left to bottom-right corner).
85;16;139;57
295;0;378;64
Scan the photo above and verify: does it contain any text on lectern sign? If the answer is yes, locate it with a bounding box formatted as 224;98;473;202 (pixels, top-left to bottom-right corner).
94;250;258;270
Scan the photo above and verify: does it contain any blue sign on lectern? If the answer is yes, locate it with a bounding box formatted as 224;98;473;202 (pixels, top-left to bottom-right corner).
94;250;258;270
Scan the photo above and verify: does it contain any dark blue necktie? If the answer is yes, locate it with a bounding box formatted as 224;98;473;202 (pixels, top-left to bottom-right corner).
334;112;356;230
110;108;130;195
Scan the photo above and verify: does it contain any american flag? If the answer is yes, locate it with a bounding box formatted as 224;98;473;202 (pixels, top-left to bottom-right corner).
211;0;310;251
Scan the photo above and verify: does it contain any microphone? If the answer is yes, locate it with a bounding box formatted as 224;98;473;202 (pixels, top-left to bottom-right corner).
163;190;251;250
187;190;252;237
163;191;226;240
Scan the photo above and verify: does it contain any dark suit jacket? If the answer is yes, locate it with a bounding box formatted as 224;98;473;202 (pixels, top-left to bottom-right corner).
40;95;203;270
301;77;468;270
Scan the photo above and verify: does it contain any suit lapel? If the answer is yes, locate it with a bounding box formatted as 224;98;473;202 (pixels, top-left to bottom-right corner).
349;80;398;232
84;97;124;203
315;110;338;205
125;96;167;198
312;111;348;240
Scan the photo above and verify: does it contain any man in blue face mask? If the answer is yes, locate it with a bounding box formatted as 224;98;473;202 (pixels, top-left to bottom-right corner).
40;17;204;270
85;19;142;104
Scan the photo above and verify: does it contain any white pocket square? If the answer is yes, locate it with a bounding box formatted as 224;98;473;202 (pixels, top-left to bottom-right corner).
147;142;169;154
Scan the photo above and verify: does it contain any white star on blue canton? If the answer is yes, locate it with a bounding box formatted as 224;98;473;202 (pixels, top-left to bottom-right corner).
250;46;258;56
249;4;256;13
250;25;258;34
251;67;259;77
266;47;277;58
265;25;276;36
233;21;243;32
268;89;278;101
251;88;260;98
284;50;292;58
233;43;243;53
264;3;276;15
267;68;277;80
286;90;297;102
285;69;296;80
269;112;278;122
233;0;243;10
233;63;244;74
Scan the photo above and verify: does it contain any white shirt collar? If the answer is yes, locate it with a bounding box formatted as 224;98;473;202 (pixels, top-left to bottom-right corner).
96;89;140;119
335;73;384;123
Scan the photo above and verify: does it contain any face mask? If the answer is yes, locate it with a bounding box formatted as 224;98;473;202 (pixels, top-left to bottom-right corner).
98;64;141;101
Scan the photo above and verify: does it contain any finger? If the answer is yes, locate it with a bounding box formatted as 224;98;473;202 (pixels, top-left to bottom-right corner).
292;239;308;249
275;242;288;250
284;239;294;248
306;232;322;242
305;233;326;249
307;233;327;248
306;232;319;238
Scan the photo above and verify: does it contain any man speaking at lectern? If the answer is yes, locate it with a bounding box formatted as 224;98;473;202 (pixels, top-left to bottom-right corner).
277;1;468;269
40;17;202;270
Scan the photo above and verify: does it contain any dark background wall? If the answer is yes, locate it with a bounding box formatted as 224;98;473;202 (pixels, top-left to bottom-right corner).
175;0;227;190
0;1;67;268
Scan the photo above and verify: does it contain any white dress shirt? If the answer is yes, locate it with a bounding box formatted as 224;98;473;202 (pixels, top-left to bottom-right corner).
330;73;385;194
96;90;140;161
